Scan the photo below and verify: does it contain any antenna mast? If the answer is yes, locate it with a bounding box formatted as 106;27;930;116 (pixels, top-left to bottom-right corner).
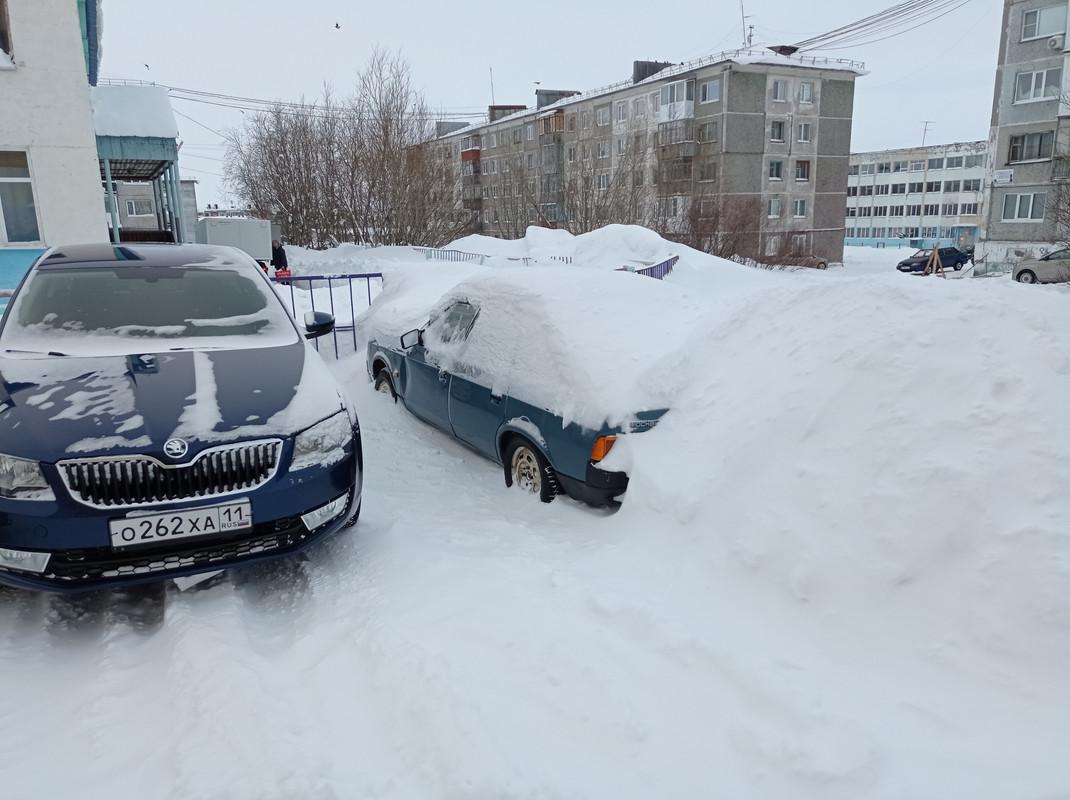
740;0;748;47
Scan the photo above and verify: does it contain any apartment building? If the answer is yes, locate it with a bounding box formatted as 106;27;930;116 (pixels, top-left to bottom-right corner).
845;141;987;249
981;0;1069;261
435;51;865;264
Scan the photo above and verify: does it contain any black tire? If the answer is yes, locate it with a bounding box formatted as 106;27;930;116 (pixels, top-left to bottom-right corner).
503;437;559;503
374;369;397;400
1017;269;1038;284
953;261;963;271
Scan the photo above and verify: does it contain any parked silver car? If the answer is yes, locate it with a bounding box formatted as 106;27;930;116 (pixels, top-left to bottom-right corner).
1013;248;1070;284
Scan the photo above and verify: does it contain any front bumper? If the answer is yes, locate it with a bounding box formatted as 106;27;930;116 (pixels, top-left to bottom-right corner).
556;462;629;507
0;438;363;594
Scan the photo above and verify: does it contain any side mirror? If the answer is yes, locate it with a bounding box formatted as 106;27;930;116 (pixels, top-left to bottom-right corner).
400;328;422;349
303;310;335;339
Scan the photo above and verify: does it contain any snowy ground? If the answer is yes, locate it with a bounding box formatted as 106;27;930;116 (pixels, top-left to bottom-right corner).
2;233;1069;799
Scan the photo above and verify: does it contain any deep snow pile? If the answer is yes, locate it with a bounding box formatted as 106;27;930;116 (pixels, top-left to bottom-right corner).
0;230;1068;800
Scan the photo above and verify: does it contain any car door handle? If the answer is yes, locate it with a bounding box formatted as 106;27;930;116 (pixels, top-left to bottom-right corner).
438;371;448;385
491;394;502;405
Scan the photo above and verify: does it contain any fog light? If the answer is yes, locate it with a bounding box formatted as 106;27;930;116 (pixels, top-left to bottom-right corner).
300;493;348;531
0;547;50;574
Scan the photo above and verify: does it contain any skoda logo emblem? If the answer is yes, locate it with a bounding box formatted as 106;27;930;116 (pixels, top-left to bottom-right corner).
163;438;189;459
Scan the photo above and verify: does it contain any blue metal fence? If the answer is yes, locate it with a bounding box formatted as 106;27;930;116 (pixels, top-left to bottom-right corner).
636;255;678;280
271;273;383;359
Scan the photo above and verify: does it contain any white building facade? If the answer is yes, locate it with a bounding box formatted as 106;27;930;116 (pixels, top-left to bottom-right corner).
0;0;108;276
845;141;987;250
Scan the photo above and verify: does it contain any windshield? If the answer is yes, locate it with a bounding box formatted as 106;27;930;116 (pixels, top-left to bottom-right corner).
0;265;298;356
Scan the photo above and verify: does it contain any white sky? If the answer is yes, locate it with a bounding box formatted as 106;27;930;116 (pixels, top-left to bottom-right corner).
98;0;1006;207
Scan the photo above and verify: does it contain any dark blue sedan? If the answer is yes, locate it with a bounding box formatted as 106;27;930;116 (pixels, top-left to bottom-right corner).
366;269;666;506
0;243;362;593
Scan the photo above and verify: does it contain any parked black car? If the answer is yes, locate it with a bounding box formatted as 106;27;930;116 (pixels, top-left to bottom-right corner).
896;247;971;273
0;243;363;593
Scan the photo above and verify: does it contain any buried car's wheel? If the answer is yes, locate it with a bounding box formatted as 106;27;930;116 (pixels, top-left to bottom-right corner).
503;437;559;503
374;369;397;399
1016;269;1038;284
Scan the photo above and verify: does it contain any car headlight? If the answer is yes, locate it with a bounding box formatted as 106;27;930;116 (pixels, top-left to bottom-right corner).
291;410;353;472
0;453;56;501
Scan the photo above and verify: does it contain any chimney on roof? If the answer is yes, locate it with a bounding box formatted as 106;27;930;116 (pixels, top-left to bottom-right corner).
535;89;580;109
489;105;527;121
632;60;673;84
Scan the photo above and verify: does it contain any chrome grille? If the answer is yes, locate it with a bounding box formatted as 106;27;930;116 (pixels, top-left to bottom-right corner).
59;439;283;509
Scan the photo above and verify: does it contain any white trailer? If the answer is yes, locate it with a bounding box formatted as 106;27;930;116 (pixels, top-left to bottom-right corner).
194;217;273;262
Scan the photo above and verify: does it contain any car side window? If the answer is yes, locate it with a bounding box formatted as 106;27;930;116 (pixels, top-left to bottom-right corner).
429;301;479;344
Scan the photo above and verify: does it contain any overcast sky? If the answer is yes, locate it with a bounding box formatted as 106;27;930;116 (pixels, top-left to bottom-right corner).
98;0;1006;207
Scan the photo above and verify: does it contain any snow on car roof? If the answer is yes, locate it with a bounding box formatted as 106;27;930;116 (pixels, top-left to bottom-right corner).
365;264;705;429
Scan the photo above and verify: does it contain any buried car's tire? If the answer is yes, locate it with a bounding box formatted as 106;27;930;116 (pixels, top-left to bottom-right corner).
503;437;559;503
374;369;397;399
1016;269;1038;284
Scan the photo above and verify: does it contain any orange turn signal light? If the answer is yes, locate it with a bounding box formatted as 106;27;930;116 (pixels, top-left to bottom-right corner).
590;436;617;463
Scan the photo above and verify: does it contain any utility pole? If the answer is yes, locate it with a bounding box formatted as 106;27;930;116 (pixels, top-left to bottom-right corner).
921;121;935;146
740;0;748;48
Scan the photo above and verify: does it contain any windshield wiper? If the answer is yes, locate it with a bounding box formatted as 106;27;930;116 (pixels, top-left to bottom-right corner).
2;348;68;357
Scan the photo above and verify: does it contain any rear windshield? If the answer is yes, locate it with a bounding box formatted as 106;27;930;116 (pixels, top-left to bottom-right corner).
1;266;298;356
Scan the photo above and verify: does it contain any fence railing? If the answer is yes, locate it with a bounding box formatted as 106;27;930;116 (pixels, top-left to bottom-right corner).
271;273;383;359
636;255;678;280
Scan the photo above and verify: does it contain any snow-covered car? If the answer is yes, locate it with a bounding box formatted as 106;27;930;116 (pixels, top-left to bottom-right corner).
0;243;363;593
365;267;673;506
1012;248;1070;284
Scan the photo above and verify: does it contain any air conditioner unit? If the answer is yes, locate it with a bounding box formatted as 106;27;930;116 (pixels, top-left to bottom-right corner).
1048;34;1064;50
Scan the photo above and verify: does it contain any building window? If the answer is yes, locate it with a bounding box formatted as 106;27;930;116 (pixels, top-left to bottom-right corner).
908;181;924;193
635;97;646;117
906;204;922;215
769;160;783;180
799;82;814;103
910;160;925;171
1009;131;1054;162
877;162;891;174
617;137;627;156
615;101;628;122
797;122;812;142
697;121;719;142
698;160;717;182
860;163;875;175
597;173;610;191
928;157;944;169
795;160;810;181
945;156;963;168
792;234;807;253
924;204;940;215
651;92;661;114
963;178;982;191
768;197;781;218
772;79;787;101
0;151;41;243
860;185;874;196
1002;192;1046;220
848;164;859;176
1023;5;1066;39
891;183;906;194
942;203;959;215
125;199;154;216
893;160;909;172
847;186;858;196
765;235;780;256
0;0;10;57
1015;68;1062;102
793;198;807;217
876;184;890;195
846;207;857;217
962;202;979;214
581;113;590;130
873;206;888;217
526;124;534;140
926;181;942;192
596;106;610;126
964;154;986;168
597;140;610;159
770;120;785;141
890;205;905;216
700;79;721;103
944;180;961;192
661;80;694;105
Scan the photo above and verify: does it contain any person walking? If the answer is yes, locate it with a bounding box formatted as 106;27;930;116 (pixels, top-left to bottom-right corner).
270;239;288;272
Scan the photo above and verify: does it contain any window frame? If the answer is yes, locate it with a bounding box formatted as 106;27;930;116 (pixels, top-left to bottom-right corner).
0;149;43;244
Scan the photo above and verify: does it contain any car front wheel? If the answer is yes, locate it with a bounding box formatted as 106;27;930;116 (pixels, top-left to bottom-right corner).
1016;269;1038;284
503;437;559;503
374;369;397;400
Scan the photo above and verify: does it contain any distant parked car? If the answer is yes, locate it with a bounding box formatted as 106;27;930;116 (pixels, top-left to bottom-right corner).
1013;248;1070;284
0;243;363;593
896;247;971;273
365;268;669;506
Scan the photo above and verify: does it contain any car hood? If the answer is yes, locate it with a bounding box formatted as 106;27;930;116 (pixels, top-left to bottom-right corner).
0;342;344;463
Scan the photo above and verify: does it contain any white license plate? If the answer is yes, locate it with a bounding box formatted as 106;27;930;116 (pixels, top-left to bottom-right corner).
109;500;253;548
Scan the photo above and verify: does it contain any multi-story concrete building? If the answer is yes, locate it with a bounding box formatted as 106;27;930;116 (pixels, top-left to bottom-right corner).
435;51;865;264
845;141;987;250
981;0;1068;261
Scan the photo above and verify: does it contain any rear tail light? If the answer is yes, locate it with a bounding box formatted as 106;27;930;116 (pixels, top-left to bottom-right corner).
590;436;617;463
